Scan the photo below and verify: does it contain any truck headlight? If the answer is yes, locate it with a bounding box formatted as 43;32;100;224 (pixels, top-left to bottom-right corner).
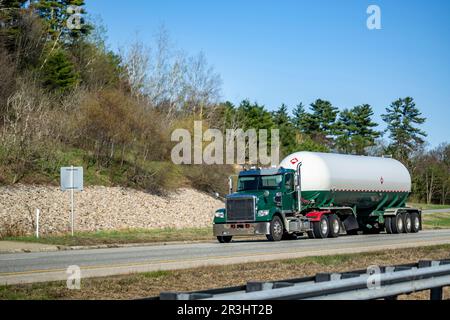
215;211;225;219
258;210;270;217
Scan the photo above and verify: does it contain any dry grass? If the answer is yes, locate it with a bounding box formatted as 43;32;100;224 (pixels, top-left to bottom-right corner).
1;244;450;300
422;213;450;230
4;228;216;247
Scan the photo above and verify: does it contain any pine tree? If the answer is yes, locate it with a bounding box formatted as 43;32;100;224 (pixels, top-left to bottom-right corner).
335;109;355;154
292;102;307;132
302;99;339;147
0;0;28;50
41;48;78;92
336;104;380;155
32;0;90;42
382;97;427;163
272;104;298;156
236;100;274;131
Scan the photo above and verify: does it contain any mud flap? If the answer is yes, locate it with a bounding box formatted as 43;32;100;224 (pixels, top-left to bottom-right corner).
343;215;359;232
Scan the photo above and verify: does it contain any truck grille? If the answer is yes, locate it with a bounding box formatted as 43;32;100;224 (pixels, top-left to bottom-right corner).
226;197;255;222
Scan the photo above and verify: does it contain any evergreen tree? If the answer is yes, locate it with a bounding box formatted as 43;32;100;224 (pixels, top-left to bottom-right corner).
381;97;427;163
302;99;339;147
32;0;90;42
335;109;354;154
236;100;274;131
41;48;78;92
272;104;298;155
292;102;307;132
0;0;28;50
336;104;380;155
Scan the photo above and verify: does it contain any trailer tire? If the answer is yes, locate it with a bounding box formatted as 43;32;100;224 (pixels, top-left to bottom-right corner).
391;214;404;234
328;214;340;238
313;216;329;239
411;213;420;233
217;236;232;243
266;216;284;242
403;213;412;233
385;217;394;234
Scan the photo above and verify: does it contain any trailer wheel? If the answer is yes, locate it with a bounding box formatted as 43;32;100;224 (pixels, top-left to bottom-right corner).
266;216;284;242
217;236;233;243
402;213;412;233
410;213;420;233
328;214;340;238
313;215;329;239
391;214;404;234
385;217;394;234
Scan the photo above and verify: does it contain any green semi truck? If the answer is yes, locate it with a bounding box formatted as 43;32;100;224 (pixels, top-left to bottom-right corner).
213;152;422;243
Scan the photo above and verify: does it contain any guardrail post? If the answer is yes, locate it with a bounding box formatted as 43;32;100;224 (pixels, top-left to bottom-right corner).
246;282;273;292
430;287;443;300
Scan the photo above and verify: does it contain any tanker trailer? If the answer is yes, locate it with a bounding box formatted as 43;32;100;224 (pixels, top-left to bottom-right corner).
213;152;421;243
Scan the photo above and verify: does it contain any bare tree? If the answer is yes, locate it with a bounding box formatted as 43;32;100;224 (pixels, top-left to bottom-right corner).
121;35;150;100
120;27;222;122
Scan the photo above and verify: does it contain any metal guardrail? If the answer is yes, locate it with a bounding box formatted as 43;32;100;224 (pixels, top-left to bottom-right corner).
158;259;450;300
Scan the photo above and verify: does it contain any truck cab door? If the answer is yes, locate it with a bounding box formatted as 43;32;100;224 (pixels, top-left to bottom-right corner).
282;173;296;212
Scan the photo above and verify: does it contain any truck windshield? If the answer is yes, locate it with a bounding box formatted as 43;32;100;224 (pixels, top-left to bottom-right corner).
237;175;283;191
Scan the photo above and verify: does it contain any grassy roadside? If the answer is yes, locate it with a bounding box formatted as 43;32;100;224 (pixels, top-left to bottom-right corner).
1;244;450;300
2;228;214;247
422;213;450;230
407;203;450;210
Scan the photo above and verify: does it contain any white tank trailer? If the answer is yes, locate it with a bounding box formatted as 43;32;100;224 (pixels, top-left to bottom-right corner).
213;152;422;243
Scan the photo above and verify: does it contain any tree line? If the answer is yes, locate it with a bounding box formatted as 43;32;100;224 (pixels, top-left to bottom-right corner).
0;1;448;203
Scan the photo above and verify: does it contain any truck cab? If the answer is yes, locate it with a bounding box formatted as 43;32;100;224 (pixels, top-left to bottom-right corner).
213;167;310;243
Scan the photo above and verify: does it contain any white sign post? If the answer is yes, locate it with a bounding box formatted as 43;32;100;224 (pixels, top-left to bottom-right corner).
36;208;40;239
61;166;83;237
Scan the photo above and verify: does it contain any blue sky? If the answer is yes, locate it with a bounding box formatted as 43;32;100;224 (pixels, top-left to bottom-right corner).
86;0;450;147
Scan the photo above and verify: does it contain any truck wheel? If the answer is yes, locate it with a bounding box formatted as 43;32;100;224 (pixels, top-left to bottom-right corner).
267;216;284;242
385;217;394;234
403;213;412;233
391;214;404;234
328;214;340;238
411;213;420;233
217;236;233;243
313;215;329;239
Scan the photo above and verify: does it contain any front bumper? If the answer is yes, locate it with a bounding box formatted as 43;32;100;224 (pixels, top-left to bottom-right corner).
213;222;271;237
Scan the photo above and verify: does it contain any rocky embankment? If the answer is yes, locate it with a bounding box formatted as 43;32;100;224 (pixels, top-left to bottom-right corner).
0;185;224;237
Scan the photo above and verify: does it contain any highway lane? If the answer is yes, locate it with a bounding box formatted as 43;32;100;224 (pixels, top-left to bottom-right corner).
423;209;450;214
1;229;450;285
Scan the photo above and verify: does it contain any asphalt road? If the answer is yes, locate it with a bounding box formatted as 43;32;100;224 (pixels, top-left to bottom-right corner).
423;209;450;214
1;229;450;285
